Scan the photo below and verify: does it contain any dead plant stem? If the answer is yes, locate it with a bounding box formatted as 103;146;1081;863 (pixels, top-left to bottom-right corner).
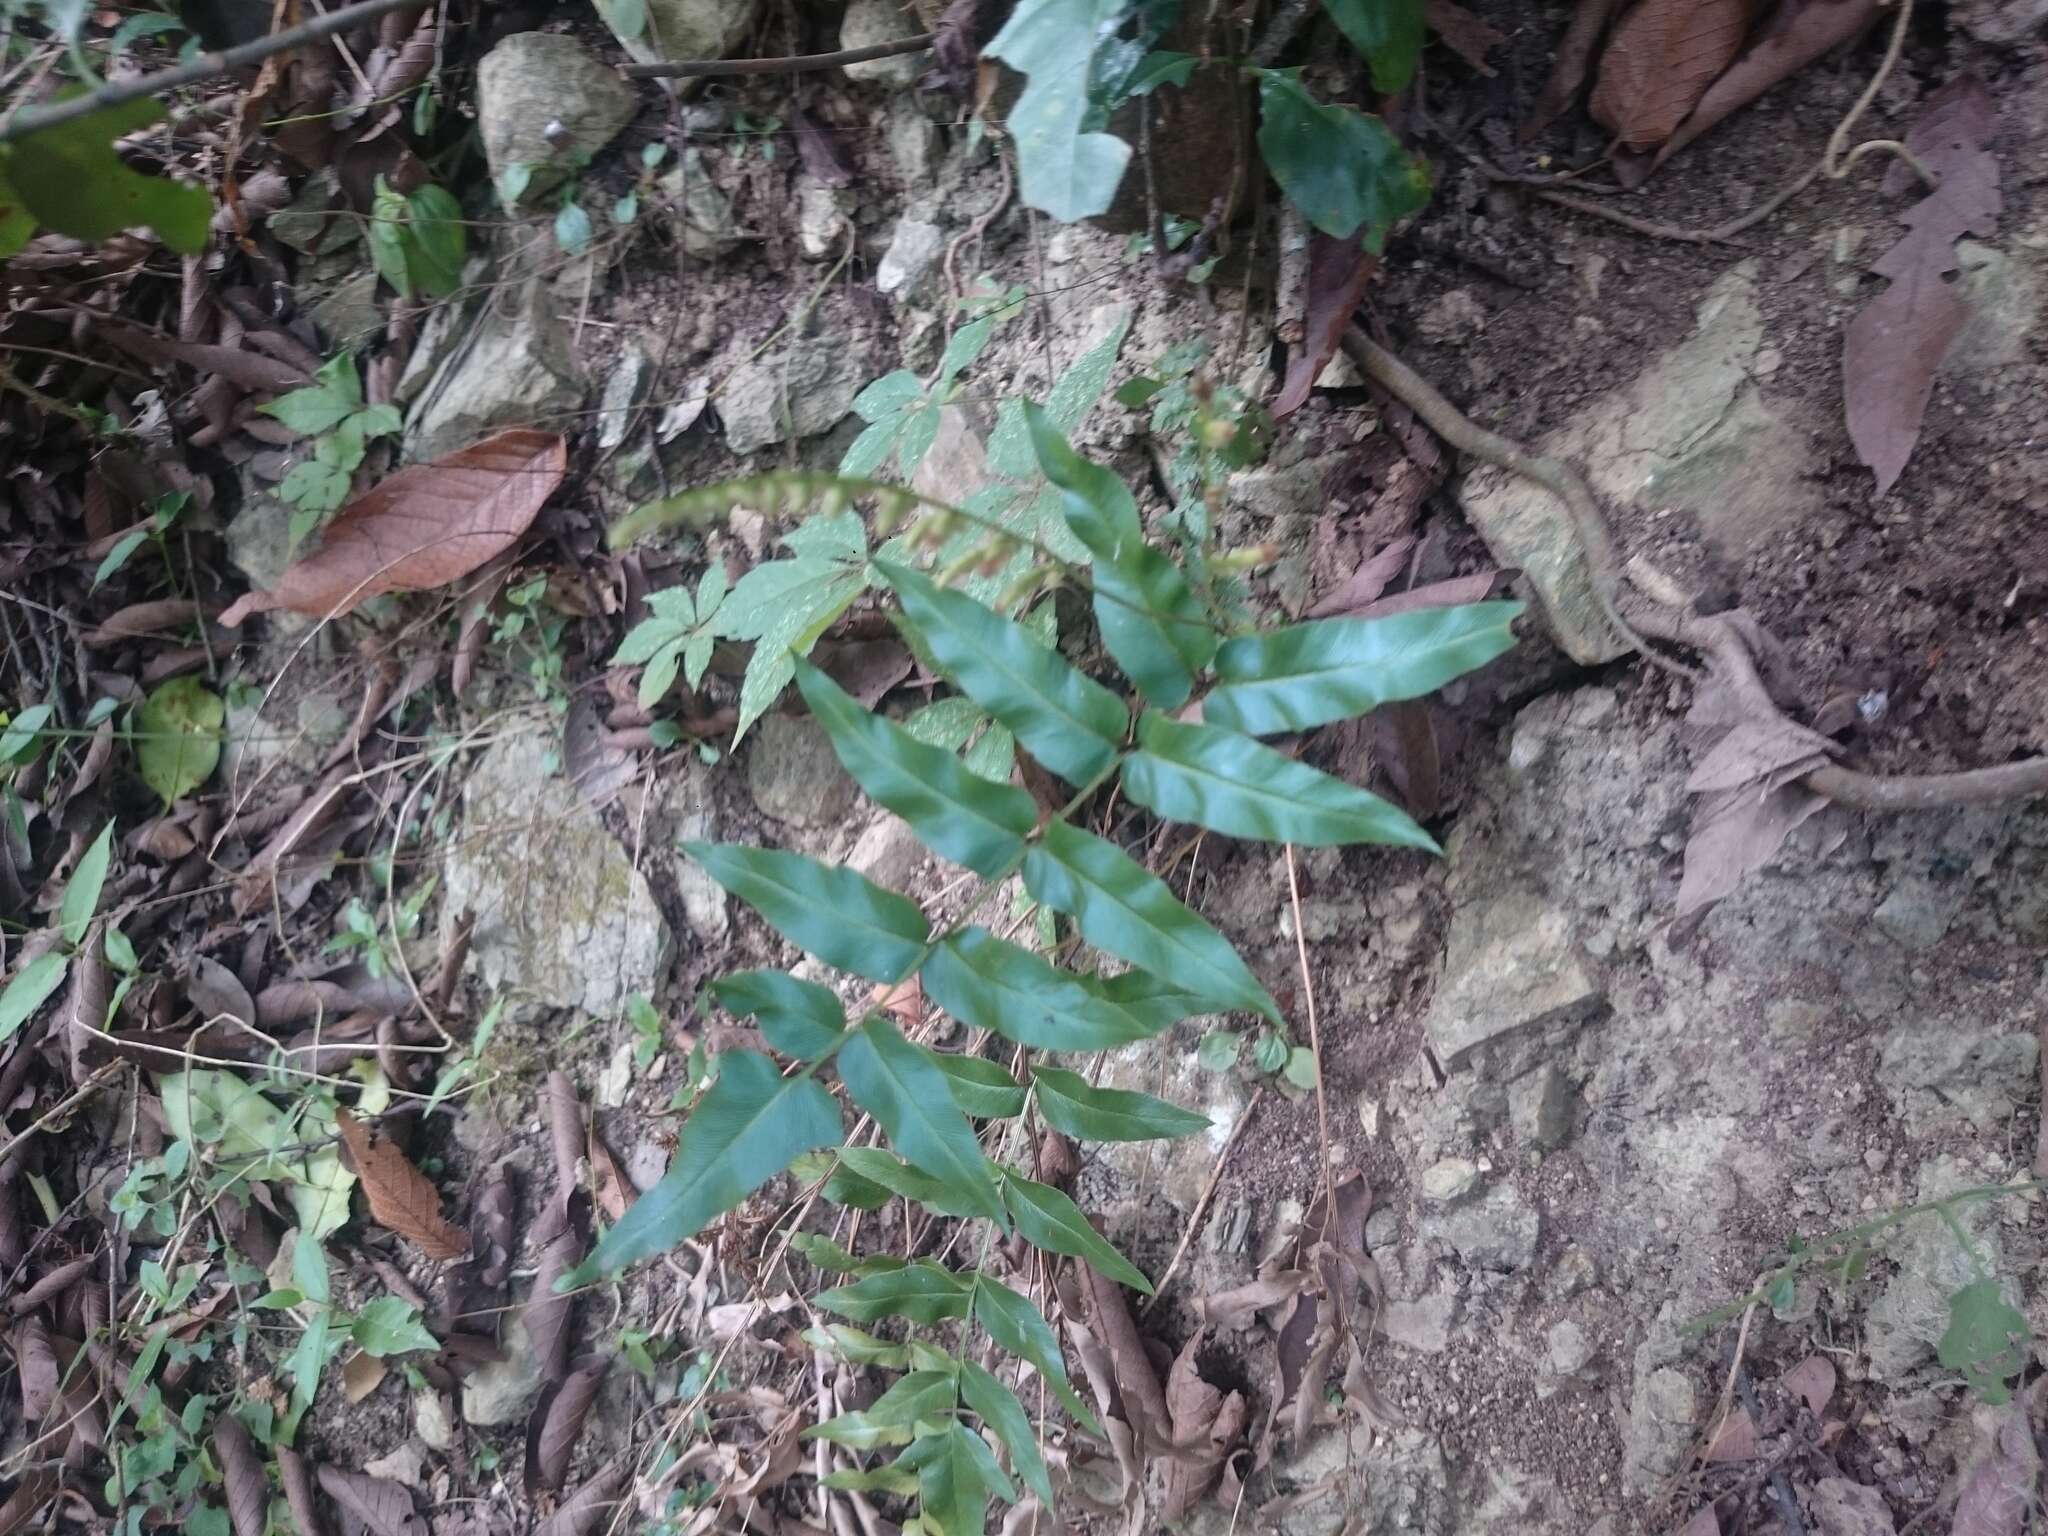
1283;846;1338;1235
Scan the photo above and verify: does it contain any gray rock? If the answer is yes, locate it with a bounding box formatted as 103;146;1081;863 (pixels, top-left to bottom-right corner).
595;345;651;451
1625;1366;1697;1488
746;715;858;829
1379;1292;1458;1353
885;95;941;184
797;178;851;261
1953;0;2048;43
1510;1066;1573;1150
1417;288;1487;344
476;34;638;205
1546;1247;1598;1300
1809;1477;1896;1536
1249;1428;1450;1536
1420;1157;1481;1205
1422;1183;1540;1271
309;271;382;350
1871;876;1964;948
719;335;874;454
1425;884;1603;1070
462;1317;549;1424
608;0;756;75
840;0;925;84
1864;1157;2012;1381
1460;262;1818;660
1363;1203;1400;1252
849;813;926;892
441;726;670;1017
406;280;584;461
1948;240;2041;371
1547;1320;1595;1376
667;770;728;942
1877;1021;2037;1134
414;1389;456;1451
1095;1042;1254;1214
225;490;297;593
658;149;742;258
877;217;945;300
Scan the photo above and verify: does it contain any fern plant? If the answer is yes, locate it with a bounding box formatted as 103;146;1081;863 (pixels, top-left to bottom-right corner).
583;404;1518;1534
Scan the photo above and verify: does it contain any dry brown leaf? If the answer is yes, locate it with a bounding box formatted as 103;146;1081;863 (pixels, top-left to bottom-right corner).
1652;0;1879;169
1161;1329;1246;1519
1951;1400;2039;1536
545;1069;584;1203
1523;0;1625;139
334;1109;469;1260
1670;1505;1720;1536
1424;0;1504;74
1780;1354;1835;1417
1844;74;2001;494
0;1470;57;1536
1304;537;1416;620
213;1415;269;1536
1590;0;1756;150
524;1219;582;1386
587;1131;633;1224
1077;1249;1171;1453
1703;1405;1758;1462
1274;237;1378;418
342;1349;389;1405
1194;1272;1311;1331
870;976;923;1029
188;955;256;1029
277;1447;328;1536
315;1467;427;1536
1342;571;1509;622
526;1355;610;1494
535;1460;628;1536
220;429;566;626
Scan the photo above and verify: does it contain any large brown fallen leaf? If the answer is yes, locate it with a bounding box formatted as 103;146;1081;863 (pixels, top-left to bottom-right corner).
1161;1329;1246;1520
1651;0;1881;170
334;1109;469;1260
213;1416;269;1536
1843;75;2001;494
219;429;566;626
1950;1398;2039;1536
535;1460;628;1536
315;1466;429;1536
1590;0;1756;150
1274;236;1378;418
1424;0;1504;75
526;1355;610;1494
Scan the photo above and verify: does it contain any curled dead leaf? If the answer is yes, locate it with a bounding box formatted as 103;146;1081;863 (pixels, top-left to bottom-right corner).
526;1354;610;1494
315;1465;428;1536
1195;1272;1311;1331
334;1109;469;1261
534;1459;628;1536
1590;0;1757;151
220;429;566;627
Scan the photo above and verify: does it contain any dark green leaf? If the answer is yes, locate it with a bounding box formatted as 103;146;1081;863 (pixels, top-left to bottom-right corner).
1767;1273;1795;1312
923;927;1160;1051
583;1050;842;1276
839;1017;1005;1222
984;0;1134;222
683;842;929;983
57;821;114;949
818;1262;972;1325
811;1370;958;1447
838;1147;989;1218
1253;1031;1288;1074
351;1297;439;1357
1204;602;1521;736
960;1361;1053;1505
405;184;466;297
0;953;67;1043
1023;820;1279;1022
806;1324;911;1368
1115;376;1166;410
879;561;1128;785
1322;0;1423;91
262;354;362;435
0;164;33;259
0;703;53;765
821;1161;893;1209
926;1051;1028;1119
1;95;211;253
997;1167;1151;1293
1026;404;1213;706
1126;50;1197;95
789;1233;903;1274
711;969;845;1060
1121;711;1436;850
905;1423;1000;1536
136;676;223;807
1255;71;1431;244
1938;1279;2030;1405
793;659;1037;877
971;1273;1096;1431
1031;1065;1208;1141
1074;969;1207;1031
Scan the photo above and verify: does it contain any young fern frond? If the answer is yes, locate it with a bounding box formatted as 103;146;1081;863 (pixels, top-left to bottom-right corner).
585;411;1521;1535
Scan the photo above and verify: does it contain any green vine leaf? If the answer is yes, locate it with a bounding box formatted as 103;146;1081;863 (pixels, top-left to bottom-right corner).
1031;1065;1209;1141
907;1421;1014;1536
971;1272;1098;1430
922;927;1159;1052
837;1148;990;1219
1322;0;1424;93
996;1167;1152;1293
1121;711;1437;849
985;0;1135;222
709;970;845;1060
839;1017;1007;1223
57;821;113;950
716;510;871;741
793;658;1038;877
925;1052;1028;1118
1023;820;1280;1022
136;676;223;808
1255;70;1431;245
818;1262;973;1325
683;843;929;983
880;561;1128;786
263;355;365;436
581;1050;843;1277
1203;602;1522;737
960;1361;1054;1505
0;96;210;253
1938;1278;2031;1405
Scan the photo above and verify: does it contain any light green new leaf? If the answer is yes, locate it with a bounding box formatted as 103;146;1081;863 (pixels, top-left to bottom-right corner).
806;1323;911;1369
996;1167;1152;1293
1;96;210;253
1026;405;1213;706
811;1370;958;1448
717;511;870;740
838;1148;988;1218
823;1463;921;1496
136;676;224;807
1255;71;1431;245
925;1051;1028;1119
710;969;845;1060
985;0;1134;222
985;313;1131;479
157;1070;354;1239
1032;1064;1209;1141
352;1297;439;1357
1938;1279;2031;1405
960;1361;1053;1505
817;1261;973;1325
972;1272;1096;1431
906;1423;1004;1536
839;1017;1005;1223
0;952;67;1044
57;821;114;949
683;843;929;983
880;561;1127;785
583;1050;842;1277
793;659;1037;877
922;927;1159;1052
1204;602;1521;736
1121;711;1436;850
1197;1030;1241;1071
1323;0;1423;91
262;354;363;435
1023;820;1278;1022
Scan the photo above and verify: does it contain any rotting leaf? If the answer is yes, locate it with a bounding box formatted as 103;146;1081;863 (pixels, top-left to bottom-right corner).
219;429;566;626
334;1109;469;1260
315;1466;429;1536
587;1130;633;1223
1588;0;1756;151
526;1355;610;1494
1274;235;1378;418
1162;1328;1246;1519
1843;74;2001;495
1949;1397;2039;1536
1779;1354;1835;1418
213;1414;268;1536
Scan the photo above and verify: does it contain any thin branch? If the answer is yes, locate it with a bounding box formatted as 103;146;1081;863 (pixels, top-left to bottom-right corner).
0;0;422;142
620;33;933;80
